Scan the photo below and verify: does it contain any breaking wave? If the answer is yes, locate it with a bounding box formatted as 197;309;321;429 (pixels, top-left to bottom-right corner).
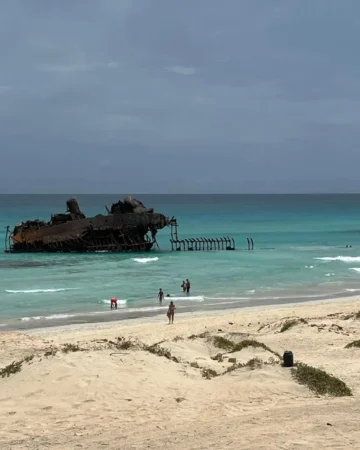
6;288;79;294
99;299;127;306
314;256;360;263
349;268;360;273
133;257;159;264
21;313;75;321
166;295;204;302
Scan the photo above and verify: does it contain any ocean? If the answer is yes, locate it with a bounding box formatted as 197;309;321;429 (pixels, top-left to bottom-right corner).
1;194;360;330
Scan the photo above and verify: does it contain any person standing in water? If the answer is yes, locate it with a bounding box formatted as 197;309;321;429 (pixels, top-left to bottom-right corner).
158;288;164;304
181;280;186;292
185;279;191;294
167;301;176;324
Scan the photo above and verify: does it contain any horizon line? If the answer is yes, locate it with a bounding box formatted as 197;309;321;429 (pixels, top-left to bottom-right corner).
2;192;360;196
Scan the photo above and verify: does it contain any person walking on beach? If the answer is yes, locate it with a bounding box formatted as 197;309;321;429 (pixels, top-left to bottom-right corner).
181;280;186;292
167;301;176;324
158;288;164;304
185;279;191;294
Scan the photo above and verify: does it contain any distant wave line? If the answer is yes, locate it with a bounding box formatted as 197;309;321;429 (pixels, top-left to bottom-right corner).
6;288;79;294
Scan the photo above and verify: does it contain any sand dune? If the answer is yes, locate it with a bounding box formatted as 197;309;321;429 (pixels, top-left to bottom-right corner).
1;298;360;449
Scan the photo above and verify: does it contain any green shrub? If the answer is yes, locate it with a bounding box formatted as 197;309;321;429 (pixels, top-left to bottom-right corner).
0;360;23;378
201;368;218;379
231;339;281;359
212;336;234;350
280;318;307;333
61;343;84;353
345;340;360;349
292;363;352;397
189;332;209;340
143;344;179;363
115;337;134;350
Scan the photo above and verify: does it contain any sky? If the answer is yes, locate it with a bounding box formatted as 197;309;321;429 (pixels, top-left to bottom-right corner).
1;0;360;194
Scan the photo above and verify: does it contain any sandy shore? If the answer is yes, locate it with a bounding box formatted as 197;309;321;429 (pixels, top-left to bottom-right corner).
1;297;360;449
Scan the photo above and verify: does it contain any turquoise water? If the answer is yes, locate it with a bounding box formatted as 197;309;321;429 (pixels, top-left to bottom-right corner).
1;194;360;329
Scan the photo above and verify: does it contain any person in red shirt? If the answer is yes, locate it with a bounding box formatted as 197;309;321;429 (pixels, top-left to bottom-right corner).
110;298;117;309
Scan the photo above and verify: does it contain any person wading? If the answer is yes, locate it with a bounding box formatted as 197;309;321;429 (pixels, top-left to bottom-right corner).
158;288;164;304
181;280;186;292
185;279;191;294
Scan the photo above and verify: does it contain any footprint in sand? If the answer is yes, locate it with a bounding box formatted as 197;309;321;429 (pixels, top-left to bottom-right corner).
53;374;71;383
25;389;44;398
77;379;91;388
42;406;52;411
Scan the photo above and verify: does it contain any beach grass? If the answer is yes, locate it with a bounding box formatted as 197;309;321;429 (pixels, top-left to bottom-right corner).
201;368;218;379
0;360;24;378
212;337;281;359
114;337;135;350
212;336;234;350
189;331;209;340
345;340;360;349
0;355;34;378
292;363;352;397
143;343;179;363
280;318;308;333
61;343;85;353
44;349;58;357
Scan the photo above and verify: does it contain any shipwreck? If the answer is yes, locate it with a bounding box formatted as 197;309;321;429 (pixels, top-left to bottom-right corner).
4;196;170;253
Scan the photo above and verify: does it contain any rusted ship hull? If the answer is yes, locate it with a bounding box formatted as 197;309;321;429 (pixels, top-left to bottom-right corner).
5;196;170;253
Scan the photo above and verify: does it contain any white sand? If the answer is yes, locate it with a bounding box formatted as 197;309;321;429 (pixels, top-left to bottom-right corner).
1;297;360;449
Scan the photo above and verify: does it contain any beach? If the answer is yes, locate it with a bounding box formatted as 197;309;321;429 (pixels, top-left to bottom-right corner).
1;297;360;449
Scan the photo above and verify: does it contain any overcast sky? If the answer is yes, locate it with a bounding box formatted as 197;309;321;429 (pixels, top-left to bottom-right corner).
1;0;360;193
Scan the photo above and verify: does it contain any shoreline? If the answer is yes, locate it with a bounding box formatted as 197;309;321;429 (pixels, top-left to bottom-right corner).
2;289;360;333
21;294;360;339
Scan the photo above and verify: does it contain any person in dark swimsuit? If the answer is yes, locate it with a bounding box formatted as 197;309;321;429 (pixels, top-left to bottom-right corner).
181;280;186;292
185;279;190;294
167;301;176;324
158;288;164;304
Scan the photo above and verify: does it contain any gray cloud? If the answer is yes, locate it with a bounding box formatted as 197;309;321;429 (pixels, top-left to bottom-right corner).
1;0;360;193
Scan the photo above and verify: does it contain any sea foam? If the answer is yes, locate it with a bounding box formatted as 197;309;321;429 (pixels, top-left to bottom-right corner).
166;295;205;302
133;257;159;263
349;268;360;273
21;313;75;321
314;256;360;263
99;299;127;306
6;288;78;294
